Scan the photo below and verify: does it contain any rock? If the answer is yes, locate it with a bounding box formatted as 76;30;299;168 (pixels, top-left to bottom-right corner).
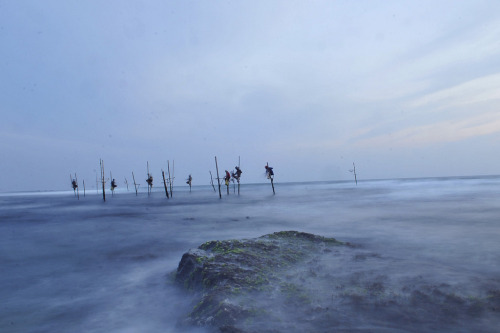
173;231;500;333
174;231;344;332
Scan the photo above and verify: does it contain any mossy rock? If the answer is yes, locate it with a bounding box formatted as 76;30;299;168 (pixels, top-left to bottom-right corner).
174;231;344;331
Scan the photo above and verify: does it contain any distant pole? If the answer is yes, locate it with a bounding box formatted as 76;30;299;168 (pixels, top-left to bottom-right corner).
124;177;129;191
354;163;357;185
75;173;80;200
110;171;114;196
70;174;76;197
209;171;216;192
100;159;106;202
132;171;138;196
167;160;173;198
171;160;175;197
162;170;170;198
147;161;152;196
351;162;358;186
83;179;86;197
187;175;192;192
215;156;222;199
266;162;275;195
238;156;241;195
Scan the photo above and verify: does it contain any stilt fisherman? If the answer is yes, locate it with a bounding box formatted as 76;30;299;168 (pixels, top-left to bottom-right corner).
146;175;153;188
111;178;117;191
186;174;192;192
224;170;231;186
265;165;274;179
234;166;242;182
265;164;275;194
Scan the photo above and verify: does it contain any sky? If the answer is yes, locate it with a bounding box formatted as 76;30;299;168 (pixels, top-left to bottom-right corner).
1;0;500;192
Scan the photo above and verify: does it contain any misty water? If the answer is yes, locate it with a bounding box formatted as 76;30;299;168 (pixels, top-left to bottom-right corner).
1;177;499;332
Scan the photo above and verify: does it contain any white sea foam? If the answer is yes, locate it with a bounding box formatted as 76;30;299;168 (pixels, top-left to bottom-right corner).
1;177;499;332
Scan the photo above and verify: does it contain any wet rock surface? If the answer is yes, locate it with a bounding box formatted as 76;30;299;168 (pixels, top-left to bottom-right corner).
174;231;500;332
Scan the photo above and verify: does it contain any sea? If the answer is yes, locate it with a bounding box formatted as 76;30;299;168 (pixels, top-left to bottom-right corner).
1;176;499;332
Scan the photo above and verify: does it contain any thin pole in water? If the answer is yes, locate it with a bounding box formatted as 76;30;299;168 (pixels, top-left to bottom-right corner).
167;160;173;198
267;162;275;195
75;173;80;200
146;161;152;196
132;171;138;196
110;171;114;196
353;162;357;185
70;174;76;197
209;171;216;192
350;162;358;186
100;159;106;202
215;156;222;199
162;170;170;198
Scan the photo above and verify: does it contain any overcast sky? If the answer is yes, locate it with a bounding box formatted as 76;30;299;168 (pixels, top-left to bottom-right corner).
1;0;500;192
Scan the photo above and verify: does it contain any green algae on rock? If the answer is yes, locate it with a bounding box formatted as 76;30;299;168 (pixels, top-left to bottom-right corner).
173;231;500;333
174;231;345;331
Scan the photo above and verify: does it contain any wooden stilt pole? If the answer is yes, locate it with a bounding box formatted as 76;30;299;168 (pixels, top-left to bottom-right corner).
171;160;175;197
70;174;76;197
350;162;358;186
146;161;152;196
110;171;114;196
162;170;170;198
167;160;173;198
238;156;240;196
75;173;80;200
132;171;138;196
83;179;86;197
100;159;106;202
124;177;129;191
353;162;358;186
266;162;275;195
215;156;222;199
209;171;216;192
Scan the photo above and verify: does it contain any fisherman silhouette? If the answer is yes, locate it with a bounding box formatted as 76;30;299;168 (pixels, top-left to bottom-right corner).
186;174;192;185
234;166;242;181
224;170;231;186
146;175;153;187
111;179;117;191
71;179;78;190
265;165;274;179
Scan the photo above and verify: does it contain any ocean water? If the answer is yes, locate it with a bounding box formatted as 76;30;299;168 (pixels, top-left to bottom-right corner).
1;177;499;332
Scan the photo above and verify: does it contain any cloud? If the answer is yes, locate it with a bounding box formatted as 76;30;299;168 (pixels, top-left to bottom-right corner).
353;111;500;149
345;68;500;150
407;73;500;110
349;18;500;103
